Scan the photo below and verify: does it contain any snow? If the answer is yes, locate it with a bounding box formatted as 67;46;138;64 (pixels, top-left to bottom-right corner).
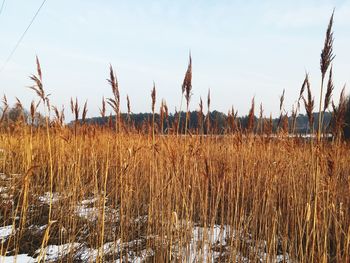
2;188;292;262
80;197;99;205
0;228;292;262
35;243;81;262
183;224;233;262
78;239;152;262
172;224;292;263
75;205;99;220
0;226;13;243
0;227;35;262
0;255;35;263
38;192;61;204
75;197;119;222
75;197;100;221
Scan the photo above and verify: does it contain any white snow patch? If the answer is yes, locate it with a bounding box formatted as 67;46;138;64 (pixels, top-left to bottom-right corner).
182;224;233;262
75;197;118;222
28;224;47;232
78;239;153;262
0;254;35;263
75;206;99;220
35;243;81;262
0;226;13;243
80;197;99;205
38;192;60;204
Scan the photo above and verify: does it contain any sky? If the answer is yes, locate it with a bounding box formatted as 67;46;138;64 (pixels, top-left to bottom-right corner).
0;0;350;120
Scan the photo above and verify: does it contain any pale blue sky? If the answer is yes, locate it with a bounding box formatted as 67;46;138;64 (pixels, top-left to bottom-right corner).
0;0;350;120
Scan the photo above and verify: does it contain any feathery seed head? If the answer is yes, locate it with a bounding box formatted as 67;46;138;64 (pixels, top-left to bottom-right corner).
320;11;335;80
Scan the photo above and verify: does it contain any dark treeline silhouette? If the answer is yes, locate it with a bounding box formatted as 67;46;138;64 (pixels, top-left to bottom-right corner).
80;110;333;135
0;104;338;136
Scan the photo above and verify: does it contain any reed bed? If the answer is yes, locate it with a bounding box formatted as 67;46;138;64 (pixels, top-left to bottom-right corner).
0;11;349;263
0;127;350;262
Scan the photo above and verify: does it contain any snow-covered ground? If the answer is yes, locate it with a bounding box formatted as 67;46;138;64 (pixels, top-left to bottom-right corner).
0;226;13;244
0;254;35;263
0;189;292;262
0;222;291;262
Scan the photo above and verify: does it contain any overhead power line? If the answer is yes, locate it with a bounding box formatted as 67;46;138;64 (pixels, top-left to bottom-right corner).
0;0;5;16
0;0;48;74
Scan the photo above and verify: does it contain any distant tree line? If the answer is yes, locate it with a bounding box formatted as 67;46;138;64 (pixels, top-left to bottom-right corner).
3;101;350;138
0;104;45;127
81;110;333;135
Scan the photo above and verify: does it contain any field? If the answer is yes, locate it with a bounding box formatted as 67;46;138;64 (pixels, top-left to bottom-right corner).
0;11;350;263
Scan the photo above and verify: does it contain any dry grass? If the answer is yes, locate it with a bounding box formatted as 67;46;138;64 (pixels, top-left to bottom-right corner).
0;11;349;263
0;128;349;262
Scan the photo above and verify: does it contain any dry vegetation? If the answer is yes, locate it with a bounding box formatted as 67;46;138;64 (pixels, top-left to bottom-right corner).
0;12;349;263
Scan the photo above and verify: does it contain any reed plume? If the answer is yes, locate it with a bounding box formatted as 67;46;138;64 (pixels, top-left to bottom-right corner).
318;11;335;141
29;56;50;110
258;103;264;134
60;107;65;127
151;83;156;114
183;54;192;108
52;105;65;127
14;97;25;123
282;113;289;133
82;100;88;124
15;97;23;110
302;74;314;133
293;75;310;133
277;90;285;132
99;97;106;118
247;97;255;133
30;100;37;125
324;66;334;111
183;54;192;135
70;97;80;123
198;97;203;135
299;76;307;102
127;94;131;117
160;99;165;134
107;65;120;132
206;89;211;134
52;106;60;126
151;82;156;143
163;100;169;134
320;11;335;80
279;89;285;113
321;65;335;134
173;108;178;135
332;85;347;140
0;95;9;124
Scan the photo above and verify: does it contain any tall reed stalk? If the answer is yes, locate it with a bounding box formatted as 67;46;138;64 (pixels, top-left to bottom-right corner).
318;11;335;142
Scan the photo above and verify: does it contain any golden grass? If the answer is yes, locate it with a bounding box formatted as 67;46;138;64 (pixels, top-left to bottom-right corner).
0;127;349;261
0;10;349;263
